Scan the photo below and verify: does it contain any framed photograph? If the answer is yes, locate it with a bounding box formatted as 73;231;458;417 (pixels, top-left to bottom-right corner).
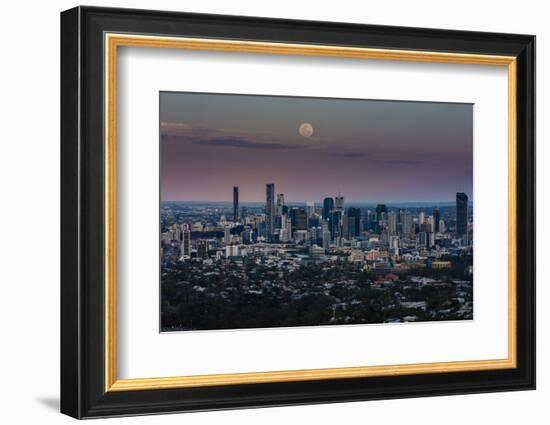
60;6;535;419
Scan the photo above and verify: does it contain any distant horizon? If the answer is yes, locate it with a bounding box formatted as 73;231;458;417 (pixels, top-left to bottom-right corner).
161;199;473;206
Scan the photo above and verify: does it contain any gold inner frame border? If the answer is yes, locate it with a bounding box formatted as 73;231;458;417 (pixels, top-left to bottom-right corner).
104;33;517;392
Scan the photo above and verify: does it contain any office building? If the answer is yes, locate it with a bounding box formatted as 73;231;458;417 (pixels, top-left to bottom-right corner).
346;207;361;238
276;193;285;216
290;207;308;231
266;183;275;237
306;201;315;218
197;239;208;259
322;197;334;220
180;223;191;258
401;211;413;238
388;211;397;235
456;192;468;238
330;210;342;237
335;196;345;211
233;186;239;221
375;204;388;221
433;208;440;232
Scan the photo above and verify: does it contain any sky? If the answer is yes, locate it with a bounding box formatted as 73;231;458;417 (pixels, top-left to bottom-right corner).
160;91;472;203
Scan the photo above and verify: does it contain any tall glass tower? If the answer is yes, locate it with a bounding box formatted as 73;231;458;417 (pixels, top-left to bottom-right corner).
433;207;441;232
322;197;334;220
266;183;275;237
456;192;468;238
233;186;239;222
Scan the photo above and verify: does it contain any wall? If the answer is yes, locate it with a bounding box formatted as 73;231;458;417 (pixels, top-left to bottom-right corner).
0;1;545;423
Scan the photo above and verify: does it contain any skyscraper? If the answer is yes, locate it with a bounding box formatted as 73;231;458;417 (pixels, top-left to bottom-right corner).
456;192;468;238
418;211;425;225
290;208;308;231
197;240;208;259
346;207;361;238
375;204;388;221
322;230;330;249
266;183;275;237
387;211;397;235
401;211;413;238
306;201;315;218
426;216;435;233
233;186;239;221
335;196;345;212
433;208;440;232
180;224;191;259
276;193;285;216
330;210;342;237
322;197;334;220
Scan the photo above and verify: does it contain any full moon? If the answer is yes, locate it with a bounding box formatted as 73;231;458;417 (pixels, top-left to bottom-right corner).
298;122;314;138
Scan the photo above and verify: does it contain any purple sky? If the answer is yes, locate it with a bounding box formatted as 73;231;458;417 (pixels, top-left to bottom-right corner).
160;92;472;203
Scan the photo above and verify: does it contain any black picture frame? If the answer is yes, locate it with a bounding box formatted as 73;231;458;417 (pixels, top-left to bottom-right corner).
61;5;535;419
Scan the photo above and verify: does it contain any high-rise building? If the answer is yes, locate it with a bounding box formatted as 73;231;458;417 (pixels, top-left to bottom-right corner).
342;215;349;239
389;235;399;255
180;224;191;259
306;201;315;218
233;186;239;221
224;226;231;245
276;193;285;216
418;211;425;225
322;230;331;249
346;207;361;238
335;196;345;212
290;208;308;231
286;220;292;240
418;231;427;247
388;211;397;235
456;192;468;238
399;209;406;223
362;209;371;231
308;216;320;228
433;208;440;232
330;210;342;237
310;226;322;245
428;232;435;248
401;211;413;238
322;197;334;220
375;204;388;220
426;216;435;233
266;183;275;237
197;239;208;259
280;227;289;242
242;227;253;244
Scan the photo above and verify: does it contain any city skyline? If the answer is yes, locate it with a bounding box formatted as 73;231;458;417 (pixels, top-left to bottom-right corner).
160;92;473;203
161;187;473;205
161;185;473;331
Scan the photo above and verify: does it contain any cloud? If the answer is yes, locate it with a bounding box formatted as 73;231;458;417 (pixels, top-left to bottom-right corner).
160;122;194;134
384;159;422;165
192;138;304;150
327;152;369;158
